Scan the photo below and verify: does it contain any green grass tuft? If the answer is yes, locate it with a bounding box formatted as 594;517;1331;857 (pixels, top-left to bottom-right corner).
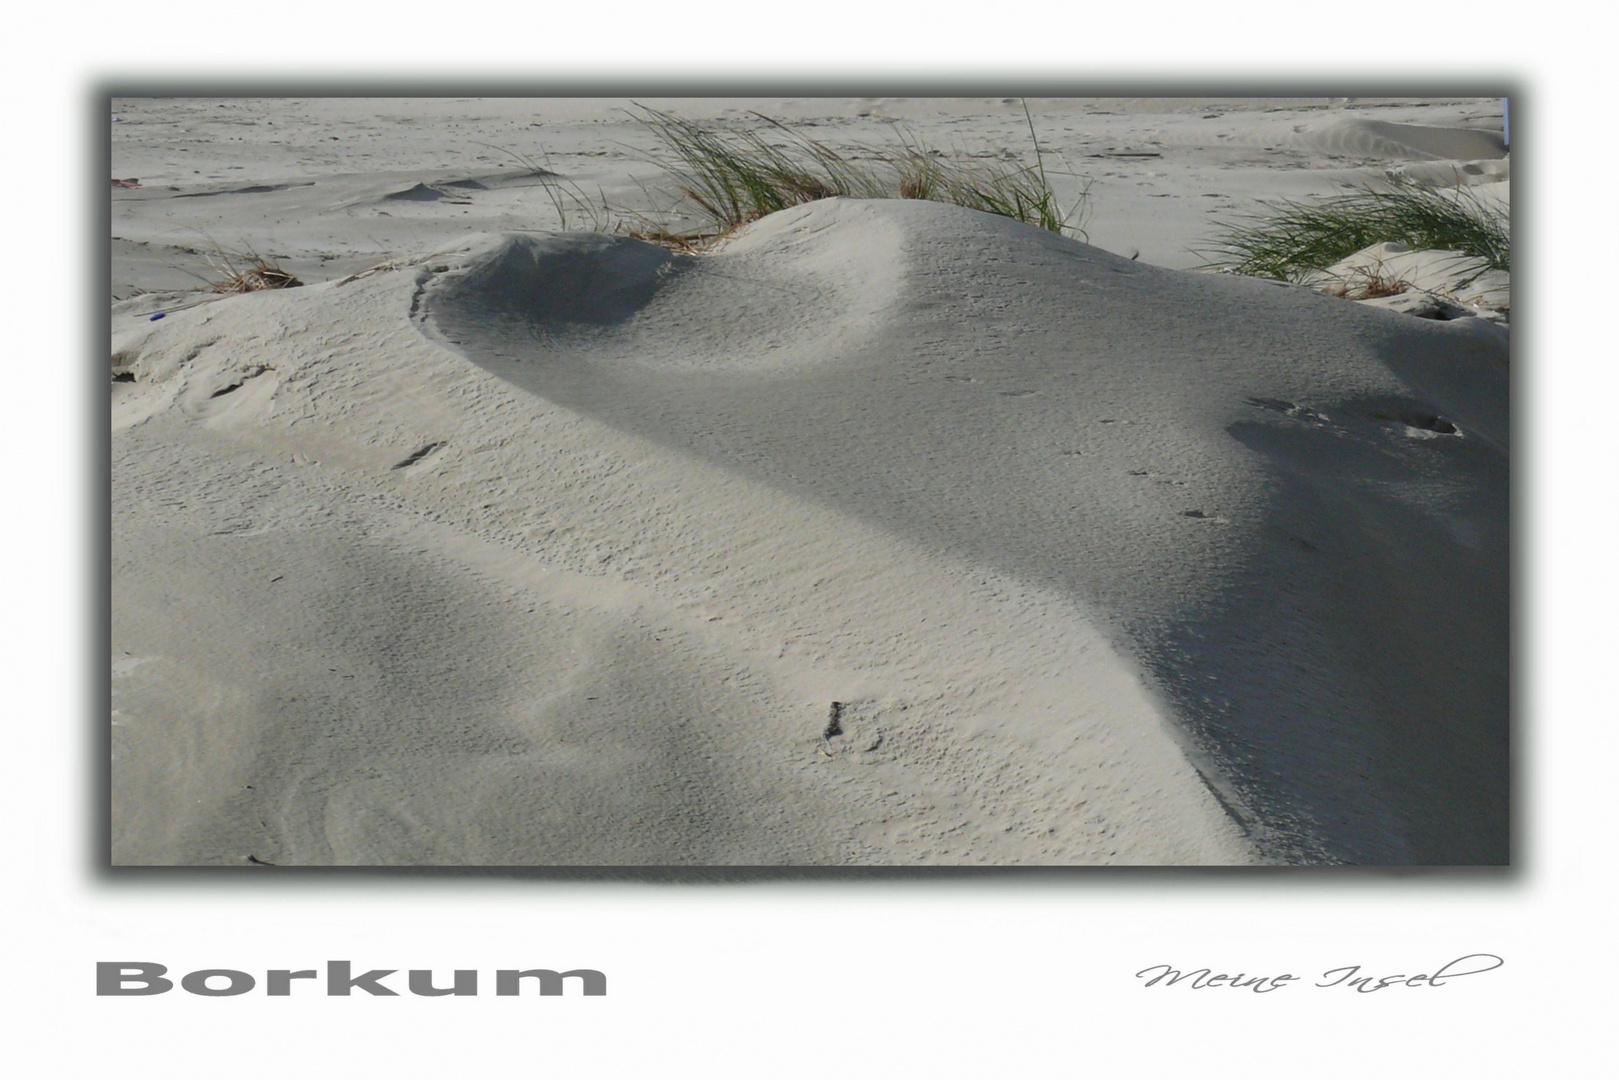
629;106;886;229
625;103;1088;245
1199;178;1508;284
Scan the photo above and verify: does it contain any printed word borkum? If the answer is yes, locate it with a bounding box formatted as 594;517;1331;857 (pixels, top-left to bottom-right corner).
97;961;606;997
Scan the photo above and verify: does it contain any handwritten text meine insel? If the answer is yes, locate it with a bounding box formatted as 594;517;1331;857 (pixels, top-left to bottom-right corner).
1136;954;1503;993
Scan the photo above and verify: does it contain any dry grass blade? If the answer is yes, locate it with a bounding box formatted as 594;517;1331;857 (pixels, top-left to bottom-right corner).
211;263;303;293
1321;272;1414;300
196;237;304;293
473;141;614;233
335;250;455;286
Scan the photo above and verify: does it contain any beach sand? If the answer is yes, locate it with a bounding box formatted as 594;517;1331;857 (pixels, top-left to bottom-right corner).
110;96;1508;865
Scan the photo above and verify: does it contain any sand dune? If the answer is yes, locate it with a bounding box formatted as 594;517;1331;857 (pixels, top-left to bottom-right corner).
112;198;1506;865
1295;118;1507;161
111;97;1509;866
423;199;1508;863
111;222;1254;866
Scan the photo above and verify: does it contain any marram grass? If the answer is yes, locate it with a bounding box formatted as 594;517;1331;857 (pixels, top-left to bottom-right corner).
1200;179;1509;284
536;104;1089;248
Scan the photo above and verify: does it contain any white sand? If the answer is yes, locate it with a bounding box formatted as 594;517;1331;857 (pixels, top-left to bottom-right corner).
110;97;1508;865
